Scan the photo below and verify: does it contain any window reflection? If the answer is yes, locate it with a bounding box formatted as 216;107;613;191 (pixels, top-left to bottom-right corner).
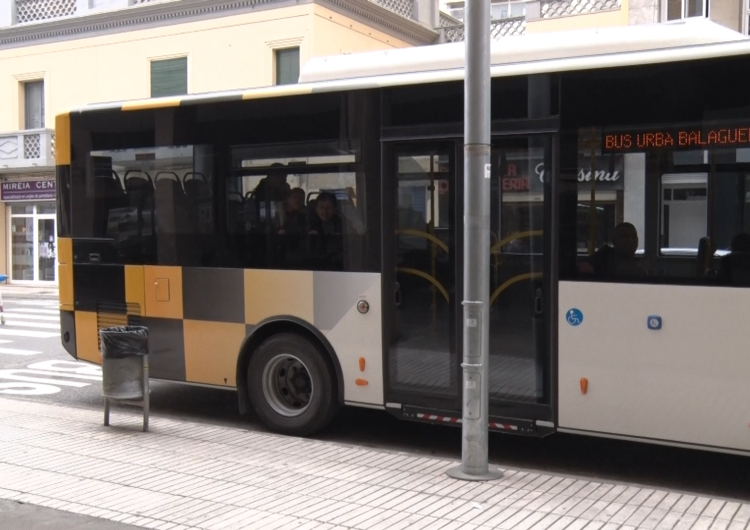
567;123;750;286
226;141;367;272
87;145;214;266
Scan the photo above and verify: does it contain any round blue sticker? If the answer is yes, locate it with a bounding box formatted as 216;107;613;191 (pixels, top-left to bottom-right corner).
566;308;583;326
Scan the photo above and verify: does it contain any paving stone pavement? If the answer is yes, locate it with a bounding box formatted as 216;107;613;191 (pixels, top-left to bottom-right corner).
0;396;748;530
0;498;143;529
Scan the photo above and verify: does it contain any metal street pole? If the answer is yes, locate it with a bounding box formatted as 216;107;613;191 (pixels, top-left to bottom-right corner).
447;0;502;482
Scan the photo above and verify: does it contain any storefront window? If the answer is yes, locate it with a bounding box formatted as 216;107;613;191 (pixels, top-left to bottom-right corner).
37;203;56;215
11;205;33;215
11;217;34;281
8;203;56;283
37;218;56;282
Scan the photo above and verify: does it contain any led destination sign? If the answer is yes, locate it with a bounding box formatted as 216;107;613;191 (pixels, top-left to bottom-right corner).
602;125;750;152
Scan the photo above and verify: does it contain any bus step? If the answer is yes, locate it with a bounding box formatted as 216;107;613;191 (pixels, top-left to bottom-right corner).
399;406;543;436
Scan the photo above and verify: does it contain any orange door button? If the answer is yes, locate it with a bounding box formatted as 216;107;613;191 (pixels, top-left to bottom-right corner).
155;278;170;302
358;357;366;372
580;377;589;395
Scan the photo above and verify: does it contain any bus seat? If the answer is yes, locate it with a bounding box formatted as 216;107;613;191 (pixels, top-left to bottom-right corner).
154;178;188;231
95;172;126;237
124;170;153;193
155;171;183;186
124;171;154;209
720;252;750;285
695;237;715;278
184;172;210;199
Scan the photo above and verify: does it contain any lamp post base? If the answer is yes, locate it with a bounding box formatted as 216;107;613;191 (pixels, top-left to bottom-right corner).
446;465;503;481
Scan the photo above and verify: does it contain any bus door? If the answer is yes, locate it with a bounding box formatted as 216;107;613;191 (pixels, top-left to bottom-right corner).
488;134;554;431
383;141;461;410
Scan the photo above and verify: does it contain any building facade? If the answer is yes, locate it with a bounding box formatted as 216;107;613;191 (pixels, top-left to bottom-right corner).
0;0;438;284
440;0;746;37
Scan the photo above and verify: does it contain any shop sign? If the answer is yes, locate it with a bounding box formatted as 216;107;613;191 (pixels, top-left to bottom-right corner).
1;180;56;202
500;155;624;193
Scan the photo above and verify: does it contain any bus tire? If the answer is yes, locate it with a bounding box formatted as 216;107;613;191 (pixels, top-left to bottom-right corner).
248;333;339;436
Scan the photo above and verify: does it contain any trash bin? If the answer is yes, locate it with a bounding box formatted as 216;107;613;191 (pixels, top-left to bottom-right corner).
100;326;149;400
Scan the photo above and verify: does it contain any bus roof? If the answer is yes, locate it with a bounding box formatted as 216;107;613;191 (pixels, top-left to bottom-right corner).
299;17;746;83
73;18;749;115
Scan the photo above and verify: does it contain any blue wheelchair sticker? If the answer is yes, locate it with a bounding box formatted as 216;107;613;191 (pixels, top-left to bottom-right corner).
566;308;583;326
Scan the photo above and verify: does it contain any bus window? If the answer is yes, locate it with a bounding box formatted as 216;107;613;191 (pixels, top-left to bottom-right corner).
563;122;750;286
85;145;211;266
227;141;367;272
660;172;707;255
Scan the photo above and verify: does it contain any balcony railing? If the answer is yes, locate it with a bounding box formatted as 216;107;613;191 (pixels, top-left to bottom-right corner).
3;0;417;28
0;129;56;173
541;0;621;18
440;17;526;42
5;0;182;27
373;0;413;19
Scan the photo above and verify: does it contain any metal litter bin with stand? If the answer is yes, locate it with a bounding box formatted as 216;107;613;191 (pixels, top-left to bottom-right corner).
99;326;150;432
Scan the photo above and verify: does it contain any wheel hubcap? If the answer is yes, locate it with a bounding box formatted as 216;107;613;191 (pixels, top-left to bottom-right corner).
262;354;313;417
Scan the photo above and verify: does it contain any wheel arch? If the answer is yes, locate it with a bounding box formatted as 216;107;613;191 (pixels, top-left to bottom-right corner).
236;316;344;415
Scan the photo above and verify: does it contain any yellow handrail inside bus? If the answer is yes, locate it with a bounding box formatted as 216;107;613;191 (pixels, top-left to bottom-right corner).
395;229;449;254
491;230;543;255
396;267;450;302
490;272;543;305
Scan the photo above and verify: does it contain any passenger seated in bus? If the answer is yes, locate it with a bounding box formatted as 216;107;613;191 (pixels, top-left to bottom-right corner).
253;164;291;226
277;188;307;235
277;188;308;269
718;233;750;284
309;192;344;270
579;222;647;278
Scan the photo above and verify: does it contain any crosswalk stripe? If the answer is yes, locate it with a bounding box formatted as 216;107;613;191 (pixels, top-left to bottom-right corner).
2;308;59;315
3;321;60;330
0;347;41;355
0;329;59;338
2;301;58;306
2;313;60;322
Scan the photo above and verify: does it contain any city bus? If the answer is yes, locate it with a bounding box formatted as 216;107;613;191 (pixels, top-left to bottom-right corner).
56;18;750;455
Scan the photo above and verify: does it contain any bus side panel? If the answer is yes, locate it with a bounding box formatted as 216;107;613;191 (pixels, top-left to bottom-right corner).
315;272;383;407
558;281;750;453
143;265;189;383
243;270;383;406
60;310;77;359
58;236;77;360
74;311;99;364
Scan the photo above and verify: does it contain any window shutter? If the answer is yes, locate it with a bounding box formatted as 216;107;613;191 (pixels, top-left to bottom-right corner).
275;48;300;86
151;58;188;98
25;81;45;129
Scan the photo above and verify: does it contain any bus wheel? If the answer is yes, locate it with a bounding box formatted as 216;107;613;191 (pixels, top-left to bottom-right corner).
248;333;338;436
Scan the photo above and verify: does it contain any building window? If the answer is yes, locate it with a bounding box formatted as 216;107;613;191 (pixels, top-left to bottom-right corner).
491;0;526;19
444;1;525;20
275;47;300;86
150;57;188;98
24;81;45;130
665;0;706;21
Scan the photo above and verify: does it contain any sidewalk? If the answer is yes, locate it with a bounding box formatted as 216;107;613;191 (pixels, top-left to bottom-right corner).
0;498;142;529
0;283;58;300
0;397;748;530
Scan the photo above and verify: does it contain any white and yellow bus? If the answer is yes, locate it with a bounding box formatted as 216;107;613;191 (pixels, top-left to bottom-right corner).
56;18;750;454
